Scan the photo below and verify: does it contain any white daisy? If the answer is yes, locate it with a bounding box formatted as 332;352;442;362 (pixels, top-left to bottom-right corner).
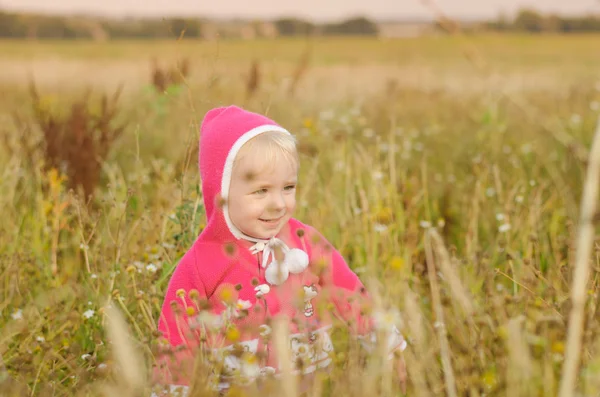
498;223;511;233
11;309;23;320
146;264;158;273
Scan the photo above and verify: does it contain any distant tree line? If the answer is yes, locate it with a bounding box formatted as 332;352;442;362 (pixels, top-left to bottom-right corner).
0;11;379;39
275;17;378;36
486;9;600;33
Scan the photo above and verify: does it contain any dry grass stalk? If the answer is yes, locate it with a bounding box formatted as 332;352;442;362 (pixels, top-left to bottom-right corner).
288;44;312;96
402;287;433;397
466;180;481;263
0;352;7;381
151;57;190;92
103;304;146;396
429;229;475;317
506;315;534;396
425;229;458;397
246;60;260;100
272;317;298;397
558;116;600;397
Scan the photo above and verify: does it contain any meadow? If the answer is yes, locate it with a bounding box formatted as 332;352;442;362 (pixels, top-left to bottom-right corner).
1;34;600;396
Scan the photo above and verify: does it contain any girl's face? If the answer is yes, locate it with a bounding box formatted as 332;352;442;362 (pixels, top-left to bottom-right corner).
228;147;298;240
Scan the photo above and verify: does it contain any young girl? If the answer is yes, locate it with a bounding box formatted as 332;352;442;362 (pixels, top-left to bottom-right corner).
153;106;407;395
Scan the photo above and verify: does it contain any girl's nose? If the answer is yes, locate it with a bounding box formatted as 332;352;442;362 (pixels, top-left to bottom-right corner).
270;192;285;210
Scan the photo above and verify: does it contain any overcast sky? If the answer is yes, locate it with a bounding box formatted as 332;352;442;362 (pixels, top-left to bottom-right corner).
1;0;599;21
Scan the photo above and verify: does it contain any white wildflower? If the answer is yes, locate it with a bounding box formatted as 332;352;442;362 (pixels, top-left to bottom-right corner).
79;243;89;250
235;299;252;311
97;363;107;370
529;180;536;186
495;213;505;221
515;195;524;203
90;273;98;279
260;367;276;376
146;264;158;273
83;309;95;319
498;223;511;233
372;171;384;181
552;353;564;363
255;284;270;298
354;266;367;274
374;223;388;233
372;309;403;331
81;354;92;361
259;324;272;337
190;312;223;330
419;220;431;229
241;358;261;380
486;188;496;197
36;336;45;343
162;242;175;249
11;309;23;320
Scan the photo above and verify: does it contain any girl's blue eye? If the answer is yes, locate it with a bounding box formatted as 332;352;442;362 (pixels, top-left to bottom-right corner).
285;185;296;191
255;188;267;195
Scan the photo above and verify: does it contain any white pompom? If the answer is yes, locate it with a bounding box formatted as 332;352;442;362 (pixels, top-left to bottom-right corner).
285;248;309;274
264;261;289;285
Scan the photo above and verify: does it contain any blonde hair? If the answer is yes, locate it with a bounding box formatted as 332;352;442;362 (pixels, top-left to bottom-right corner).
233;130;299;173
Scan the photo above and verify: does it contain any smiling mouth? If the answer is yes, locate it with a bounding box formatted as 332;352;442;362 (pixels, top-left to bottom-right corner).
259;216;283;223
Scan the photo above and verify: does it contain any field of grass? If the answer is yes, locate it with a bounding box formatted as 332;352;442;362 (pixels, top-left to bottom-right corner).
1;34;600;396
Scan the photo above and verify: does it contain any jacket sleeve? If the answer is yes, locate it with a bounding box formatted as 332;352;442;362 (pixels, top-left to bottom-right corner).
305;226;407;358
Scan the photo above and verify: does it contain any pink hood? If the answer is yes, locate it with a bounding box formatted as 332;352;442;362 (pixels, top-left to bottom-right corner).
198;105;291;243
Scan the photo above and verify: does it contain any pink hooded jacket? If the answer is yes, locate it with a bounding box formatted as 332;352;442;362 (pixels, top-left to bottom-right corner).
153;106;406;393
